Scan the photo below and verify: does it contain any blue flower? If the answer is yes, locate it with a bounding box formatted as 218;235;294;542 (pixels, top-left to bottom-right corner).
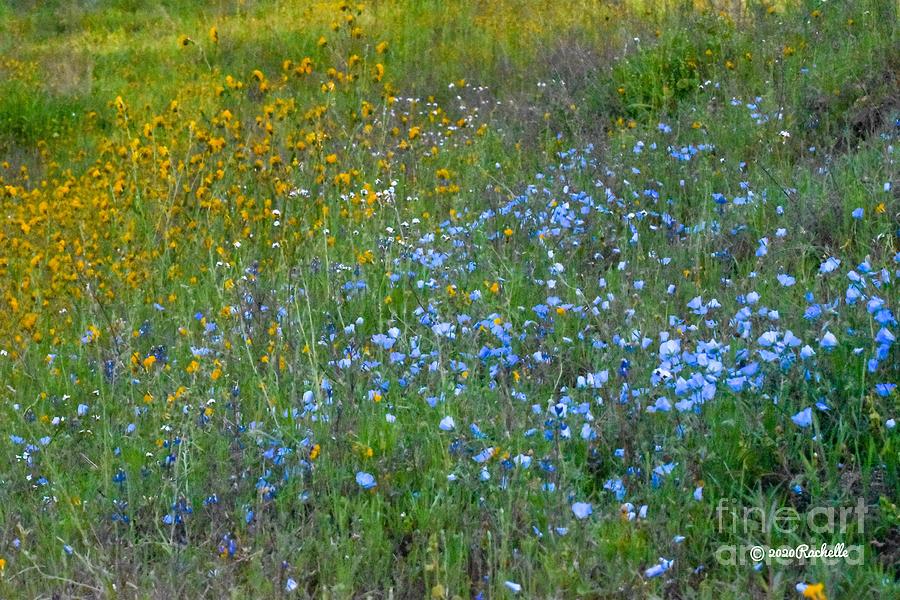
875;383;895;397
644;558;673;578
571;502;593;519
819;257;840;274
819;332;837;349
777;274;796;287
431;322;455;338
371;333;396;350
355;471;377;489
472;447;495;463
504;581;522;593
791;407;813;428
875;328;895;346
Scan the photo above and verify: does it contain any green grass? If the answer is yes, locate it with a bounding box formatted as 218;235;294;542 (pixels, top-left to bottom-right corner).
0;0;897;597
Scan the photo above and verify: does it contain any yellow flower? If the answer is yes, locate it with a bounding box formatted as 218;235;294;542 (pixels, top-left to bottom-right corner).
142;355;157;370
20;313;37;330
208;26;218;44
177;35;192;48
802;583;827;600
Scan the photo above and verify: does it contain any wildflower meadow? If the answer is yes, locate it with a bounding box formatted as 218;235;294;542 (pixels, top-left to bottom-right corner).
0;0;897;597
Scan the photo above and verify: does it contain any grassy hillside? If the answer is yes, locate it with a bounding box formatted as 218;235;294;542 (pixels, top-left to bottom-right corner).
0;0;897;597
